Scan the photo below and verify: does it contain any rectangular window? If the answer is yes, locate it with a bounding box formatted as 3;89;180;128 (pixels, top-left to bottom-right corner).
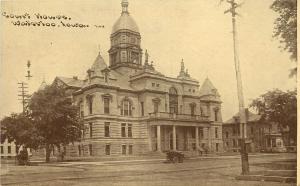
7;146;11;154
214;109;218;121
121;123;126;137
128;124;132;138
233;139;236;147
199;127;203;139
88;98;93;115
233;127;236;135
226;142;229;147
191;105;195;116
251;126;254;135
105;122;110;137
89;144;92;156
215;128;218;139
216;143;219;152
129;145;133;155
154;102;159;113
79;101;84;118
152;83;155;87
105;144;110;155
0;146;3;154
124;101;129;116
89;123;93;138
122;145;126;155
104;98;110;114
141;102;144;116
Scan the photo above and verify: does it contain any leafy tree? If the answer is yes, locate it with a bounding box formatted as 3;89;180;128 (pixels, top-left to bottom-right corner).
250;89;297;144
28;85;82;162
271;0;297;76
0;113;40;152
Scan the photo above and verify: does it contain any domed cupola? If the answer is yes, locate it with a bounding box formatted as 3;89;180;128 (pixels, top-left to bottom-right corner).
112;0;139;34
109;0;143;70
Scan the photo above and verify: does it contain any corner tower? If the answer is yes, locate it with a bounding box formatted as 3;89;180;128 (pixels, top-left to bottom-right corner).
109;0;143;70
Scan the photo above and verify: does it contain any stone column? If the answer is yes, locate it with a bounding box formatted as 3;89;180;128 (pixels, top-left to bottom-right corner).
148;125;152;151
195;126;199;149
157;125;161;152
207;127;211;152
173;125;176;150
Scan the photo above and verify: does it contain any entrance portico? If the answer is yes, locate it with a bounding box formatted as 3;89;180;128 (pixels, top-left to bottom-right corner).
150;124;210;152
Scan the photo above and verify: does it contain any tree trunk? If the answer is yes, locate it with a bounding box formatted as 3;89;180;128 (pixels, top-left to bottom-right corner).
45;144;51;163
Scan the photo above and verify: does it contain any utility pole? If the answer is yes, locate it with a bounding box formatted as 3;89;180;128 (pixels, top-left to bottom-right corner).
224;0;249;174
17;82;29;114
18;60;33;114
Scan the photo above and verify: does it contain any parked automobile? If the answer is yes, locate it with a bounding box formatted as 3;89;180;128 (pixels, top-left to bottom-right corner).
166;150;184;163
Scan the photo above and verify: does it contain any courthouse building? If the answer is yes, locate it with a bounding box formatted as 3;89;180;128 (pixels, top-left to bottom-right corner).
52;0;224;156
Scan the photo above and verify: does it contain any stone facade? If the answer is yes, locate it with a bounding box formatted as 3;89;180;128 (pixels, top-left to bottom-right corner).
51;0;224;157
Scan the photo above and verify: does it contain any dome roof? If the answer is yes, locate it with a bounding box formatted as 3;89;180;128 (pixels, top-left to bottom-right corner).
112;13;139;34
111;0;139;34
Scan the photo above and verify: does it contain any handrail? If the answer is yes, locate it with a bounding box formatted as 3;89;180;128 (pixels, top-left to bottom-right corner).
148;112;209;121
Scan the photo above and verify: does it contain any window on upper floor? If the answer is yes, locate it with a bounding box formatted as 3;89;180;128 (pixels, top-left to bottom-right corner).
89;123;93;138
190;103;196;116
153;102;159;113
8;146;11;154
226;131;229;138
86;95;93;115
121;123;126;137
121;98;132;116
214;108;219;121
152;83;155;87
128;124;132;138
0;146;3;154
215;128;218;139
141;102;144;116
104;97;110;114
105;144;110;155
105;122;110;137
78;100;84;118
251;126;254;135
200;107;204;116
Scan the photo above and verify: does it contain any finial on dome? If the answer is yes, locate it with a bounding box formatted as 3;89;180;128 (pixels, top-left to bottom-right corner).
145;49;149;65
180;59;185;73
121;0;129;14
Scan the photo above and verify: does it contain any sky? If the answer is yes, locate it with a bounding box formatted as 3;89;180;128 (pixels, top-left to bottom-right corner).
0;0;296;120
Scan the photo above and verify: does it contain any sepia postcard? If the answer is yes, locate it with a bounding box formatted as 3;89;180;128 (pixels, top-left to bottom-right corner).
0;0;297;185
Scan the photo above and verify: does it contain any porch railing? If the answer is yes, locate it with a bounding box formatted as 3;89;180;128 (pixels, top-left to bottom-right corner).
148;112;209;122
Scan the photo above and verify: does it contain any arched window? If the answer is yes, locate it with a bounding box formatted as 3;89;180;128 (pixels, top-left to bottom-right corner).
121;97;132;116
